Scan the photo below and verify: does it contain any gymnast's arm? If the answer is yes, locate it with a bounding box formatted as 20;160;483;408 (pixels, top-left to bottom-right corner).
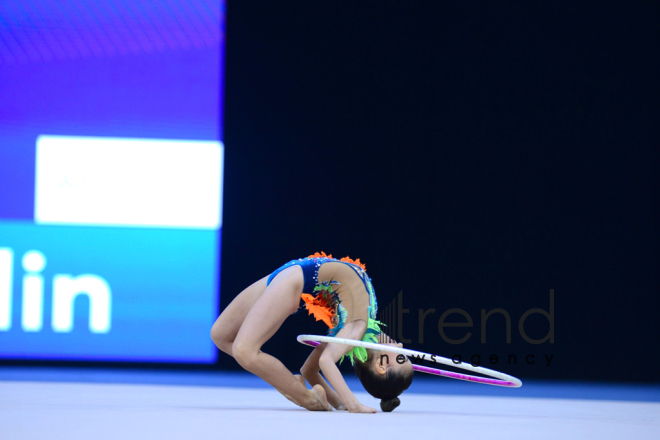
300;343;346;410
317;321;377;414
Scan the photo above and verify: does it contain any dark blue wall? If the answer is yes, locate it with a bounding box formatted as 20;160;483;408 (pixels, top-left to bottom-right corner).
220;2;658;382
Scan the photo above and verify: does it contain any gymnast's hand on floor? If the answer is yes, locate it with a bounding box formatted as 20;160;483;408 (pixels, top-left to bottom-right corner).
348;402;377;414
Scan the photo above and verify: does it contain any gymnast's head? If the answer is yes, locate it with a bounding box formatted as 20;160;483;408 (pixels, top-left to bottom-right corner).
354;334;414;412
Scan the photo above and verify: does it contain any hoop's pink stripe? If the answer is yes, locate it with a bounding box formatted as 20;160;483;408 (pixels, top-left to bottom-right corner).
302;340;516;388
412;364;515;387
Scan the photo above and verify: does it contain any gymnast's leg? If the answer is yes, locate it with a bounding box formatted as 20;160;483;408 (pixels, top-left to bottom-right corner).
210;275;269;356
231;267;332;411
210;271;308;406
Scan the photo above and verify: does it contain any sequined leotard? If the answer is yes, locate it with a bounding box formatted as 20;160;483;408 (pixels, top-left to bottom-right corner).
266;252;381;363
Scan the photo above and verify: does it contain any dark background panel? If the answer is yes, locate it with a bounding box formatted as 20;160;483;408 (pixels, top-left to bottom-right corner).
219;1;658;381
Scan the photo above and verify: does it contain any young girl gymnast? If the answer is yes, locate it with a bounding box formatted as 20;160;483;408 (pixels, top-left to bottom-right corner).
210;252;414;413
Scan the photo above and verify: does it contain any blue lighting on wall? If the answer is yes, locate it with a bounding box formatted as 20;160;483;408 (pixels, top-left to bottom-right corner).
0;1;225;363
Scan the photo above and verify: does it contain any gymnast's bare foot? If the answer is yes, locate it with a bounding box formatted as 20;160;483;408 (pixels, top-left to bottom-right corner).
307;384;333;411
278;374;306;407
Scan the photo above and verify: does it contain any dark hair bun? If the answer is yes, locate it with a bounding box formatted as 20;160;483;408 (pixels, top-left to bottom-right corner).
380;397;401;412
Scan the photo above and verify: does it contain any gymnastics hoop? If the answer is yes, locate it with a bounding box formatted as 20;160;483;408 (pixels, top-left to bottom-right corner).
297;334;522;388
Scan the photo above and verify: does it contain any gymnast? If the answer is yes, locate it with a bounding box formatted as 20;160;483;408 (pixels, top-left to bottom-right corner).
210;252;413;413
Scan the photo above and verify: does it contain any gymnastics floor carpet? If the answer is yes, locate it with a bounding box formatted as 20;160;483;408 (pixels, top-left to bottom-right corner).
1;368;658;439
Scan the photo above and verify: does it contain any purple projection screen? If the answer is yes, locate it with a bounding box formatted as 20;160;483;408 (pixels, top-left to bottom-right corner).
0;1;225;363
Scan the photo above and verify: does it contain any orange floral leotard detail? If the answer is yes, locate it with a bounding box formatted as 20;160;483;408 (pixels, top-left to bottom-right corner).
266;252;382;364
